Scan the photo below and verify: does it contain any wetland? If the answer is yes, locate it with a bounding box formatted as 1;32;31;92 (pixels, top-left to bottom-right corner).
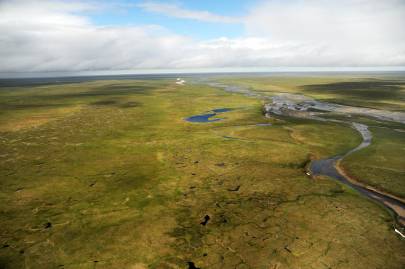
0;73;404;269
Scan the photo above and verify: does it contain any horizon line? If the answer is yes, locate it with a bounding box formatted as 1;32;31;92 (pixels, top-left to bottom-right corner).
1;66;405;79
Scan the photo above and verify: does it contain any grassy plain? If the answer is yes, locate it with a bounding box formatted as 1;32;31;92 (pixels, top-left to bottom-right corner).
0;75;404;269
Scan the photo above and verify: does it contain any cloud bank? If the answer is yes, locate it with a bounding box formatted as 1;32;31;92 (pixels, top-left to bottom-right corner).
245;0;405;67
0;0;404;74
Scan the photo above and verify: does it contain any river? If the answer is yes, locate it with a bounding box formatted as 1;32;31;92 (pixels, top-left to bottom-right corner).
200;80;405;235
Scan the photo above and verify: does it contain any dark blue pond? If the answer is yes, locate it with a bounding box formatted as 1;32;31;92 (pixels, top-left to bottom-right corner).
185;108;233;123
186;113;220;123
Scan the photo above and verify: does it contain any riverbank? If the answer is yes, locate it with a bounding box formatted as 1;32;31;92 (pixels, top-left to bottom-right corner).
335;161;405;227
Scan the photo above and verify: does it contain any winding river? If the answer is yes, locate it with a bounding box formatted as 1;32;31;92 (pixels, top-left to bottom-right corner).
199;80;405;234
309;123;405;230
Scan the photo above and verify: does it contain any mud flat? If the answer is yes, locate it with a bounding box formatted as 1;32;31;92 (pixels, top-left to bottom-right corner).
264;93;405;124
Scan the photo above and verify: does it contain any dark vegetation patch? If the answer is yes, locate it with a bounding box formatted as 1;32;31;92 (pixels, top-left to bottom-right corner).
187;261;200;269
90;100;141;108
0;74;173;87
200;215;210;226
301;80;405;100
120;101;141;108
36;85;153;100
227;185;240;192
90;100;118;106
0;85;146;114
0;103;67;110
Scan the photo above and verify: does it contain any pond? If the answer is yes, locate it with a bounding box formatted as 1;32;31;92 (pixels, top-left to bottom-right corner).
185;108;233;123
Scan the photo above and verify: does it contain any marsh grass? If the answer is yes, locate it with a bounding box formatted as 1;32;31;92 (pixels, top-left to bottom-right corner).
0;77;404;268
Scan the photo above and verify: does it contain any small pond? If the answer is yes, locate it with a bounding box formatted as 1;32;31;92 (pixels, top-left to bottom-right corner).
185;108;233;123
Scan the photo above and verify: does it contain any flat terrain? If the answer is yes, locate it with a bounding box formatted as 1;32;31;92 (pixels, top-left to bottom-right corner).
0;74;404;269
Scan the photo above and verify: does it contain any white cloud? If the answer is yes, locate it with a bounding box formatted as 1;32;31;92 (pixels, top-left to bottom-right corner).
0;0;404;74
138;2;240;24
244;0;405;66
0;0;193;72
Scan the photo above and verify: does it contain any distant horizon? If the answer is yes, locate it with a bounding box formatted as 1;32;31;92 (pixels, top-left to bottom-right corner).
2;66;405;79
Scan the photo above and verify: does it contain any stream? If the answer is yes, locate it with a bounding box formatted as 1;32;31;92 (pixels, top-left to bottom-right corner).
201;80;405;233
309;123;405;229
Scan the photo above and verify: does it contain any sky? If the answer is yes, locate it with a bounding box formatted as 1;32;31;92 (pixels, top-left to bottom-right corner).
1;0;405;76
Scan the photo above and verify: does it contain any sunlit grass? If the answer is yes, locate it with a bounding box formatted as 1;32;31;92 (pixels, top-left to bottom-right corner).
0;77;404;269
